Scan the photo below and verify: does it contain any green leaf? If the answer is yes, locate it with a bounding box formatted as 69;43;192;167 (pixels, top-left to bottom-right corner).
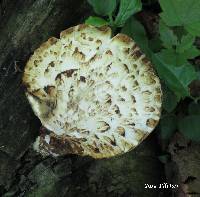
173;26;187;38
185;22;200;36
87;0;117;16
159;37;200;64
178;115;200;141
163;86;180;112
159;20;178;49
175;34;200;60
159;0;200;27
85;16;109;27
188;102;200;115
115;0;142;27
121;17;151;57
156;49;188;66
149;37;163;53
152;53;197;98
176;34;195;53
160;114;177;139
182;46;200;60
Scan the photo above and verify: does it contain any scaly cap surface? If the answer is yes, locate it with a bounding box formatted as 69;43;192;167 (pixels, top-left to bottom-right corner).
23;24;162;159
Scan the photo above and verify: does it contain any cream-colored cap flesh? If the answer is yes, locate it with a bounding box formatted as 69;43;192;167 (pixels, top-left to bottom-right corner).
23;24;162;159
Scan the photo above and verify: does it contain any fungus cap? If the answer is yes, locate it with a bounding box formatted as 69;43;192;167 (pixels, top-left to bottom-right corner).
23;24;162;159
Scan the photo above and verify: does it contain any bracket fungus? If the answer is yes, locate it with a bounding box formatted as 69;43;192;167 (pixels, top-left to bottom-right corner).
23;24;162;159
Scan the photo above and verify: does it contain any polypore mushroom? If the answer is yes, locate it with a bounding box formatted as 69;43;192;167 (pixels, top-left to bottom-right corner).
23;24;162;159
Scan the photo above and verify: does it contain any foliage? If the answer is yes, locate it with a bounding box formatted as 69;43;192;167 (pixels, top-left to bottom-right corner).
160;114;177;139
85;16;109;27
86;0;142;27
121;17;151;57
188;102;200;115
114;0;142;27
178;115;200;142
162;86;179;113
153;54;197;98
85;0;200;142
159;0;200;36
87;0;117;16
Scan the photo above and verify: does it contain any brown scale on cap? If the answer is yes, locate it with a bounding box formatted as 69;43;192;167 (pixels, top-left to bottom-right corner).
113;33;132;44
55;69;78;80
23;24;162;159
146;118;158;128
43;85;56;97
117;126;125;137
72;47;86;61
106;50;113;55
60;27;74;38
